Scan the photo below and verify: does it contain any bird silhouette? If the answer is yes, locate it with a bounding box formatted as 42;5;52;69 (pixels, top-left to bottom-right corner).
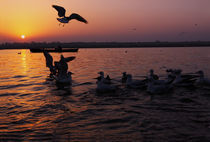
52;5;88;26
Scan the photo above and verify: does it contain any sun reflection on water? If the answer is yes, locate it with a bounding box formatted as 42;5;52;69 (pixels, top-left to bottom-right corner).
20;50;28;74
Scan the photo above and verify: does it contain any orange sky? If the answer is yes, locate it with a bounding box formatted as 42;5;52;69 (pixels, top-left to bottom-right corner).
0;0;210;42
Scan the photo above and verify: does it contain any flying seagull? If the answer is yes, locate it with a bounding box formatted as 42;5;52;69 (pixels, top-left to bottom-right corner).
52;5;88;26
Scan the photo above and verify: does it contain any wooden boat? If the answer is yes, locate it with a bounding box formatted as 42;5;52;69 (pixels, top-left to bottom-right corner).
30;47;78;53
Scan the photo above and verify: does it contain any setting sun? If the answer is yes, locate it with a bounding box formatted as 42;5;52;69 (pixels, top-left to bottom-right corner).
21;35;25;39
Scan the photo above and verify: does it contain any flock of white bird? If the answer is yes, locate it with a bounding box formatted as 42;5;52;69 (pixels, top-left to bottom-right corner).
43;52;210;95
95;69;210;94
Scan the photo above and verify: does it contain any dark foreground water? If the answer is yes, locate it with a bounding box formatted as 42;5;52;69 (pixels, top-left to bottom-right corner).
0;47;210;141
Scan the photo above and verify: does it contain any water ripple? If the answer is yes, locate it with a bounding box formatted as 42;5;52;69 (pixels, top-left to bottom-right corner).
0;48;210;141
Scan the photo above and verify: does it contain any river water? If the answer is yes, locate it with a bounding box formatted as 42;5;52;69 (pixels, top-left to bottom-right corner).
0;47;210;141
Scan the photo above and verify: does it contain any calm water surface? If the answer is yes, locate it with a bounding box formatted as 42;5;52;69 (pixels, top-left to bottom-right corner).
0;47;210;141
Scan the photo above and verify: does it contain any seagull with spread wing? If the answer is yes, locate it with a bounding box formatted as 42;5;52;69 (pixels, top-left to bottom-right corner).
52;5;88;26
43;51;75;77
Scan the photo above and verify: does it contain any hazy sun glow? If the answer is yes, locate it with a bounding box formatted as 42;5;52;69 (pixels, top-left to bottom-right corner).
21;35;25;39
0;0;210;42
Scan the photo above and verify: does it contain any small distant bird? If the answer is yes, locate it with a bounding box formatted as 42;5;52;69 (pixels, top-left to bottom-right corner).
131;28;137;31
52;5;88;26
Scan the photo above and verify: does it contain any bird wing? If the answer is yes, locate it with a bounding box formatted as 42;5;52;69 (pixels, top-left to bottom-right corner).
52;5;66;17
68;13;88;23
43;51;53;68
64;56;76;62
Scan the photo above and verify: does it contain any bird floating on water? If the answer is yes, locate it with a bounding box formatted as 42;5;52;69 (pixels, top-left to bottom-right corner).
195;70;210;86
52;5;88;26
126;74;146;89
147;77;173;94
53;71;73;84
96;77;116;93
43;51;75;85
171;69;197;87
97;71;111;84
149;69;159;80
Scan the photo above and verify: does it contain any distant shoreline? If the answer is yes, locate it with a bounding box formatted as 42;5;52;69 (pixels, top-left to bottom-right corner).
0;41;210;49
